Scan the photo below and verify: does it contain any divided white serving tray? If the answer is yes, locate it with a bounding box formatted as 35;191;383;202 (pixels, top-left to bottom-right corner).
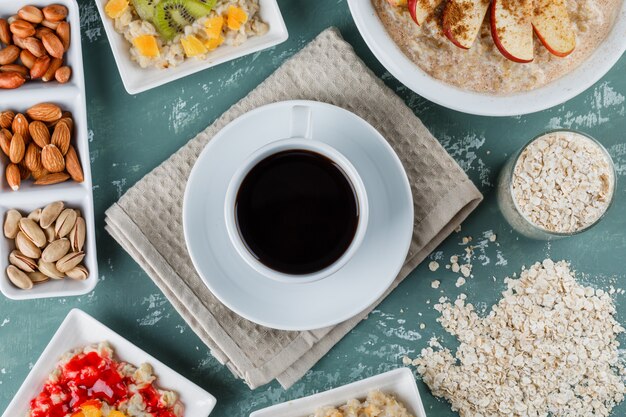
0;309;217;417
0;0;98;300
95;0;289;94
250;368;427;417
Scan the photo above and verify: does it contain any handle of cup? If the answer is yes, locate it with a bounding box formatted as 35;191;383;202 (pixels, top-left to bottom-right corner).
290;105;313;140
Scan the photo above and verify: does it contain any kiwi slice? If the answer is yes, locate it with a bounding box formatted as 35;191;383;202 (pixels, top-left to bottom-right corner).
152;0;213;40
132;0;160;21
195;0;217;8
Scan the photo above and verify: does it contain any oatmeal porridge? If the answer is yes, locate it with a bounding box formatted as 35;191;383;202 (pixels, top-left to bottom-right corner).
312;391;414;417
374;0;622;93
29;342;183;417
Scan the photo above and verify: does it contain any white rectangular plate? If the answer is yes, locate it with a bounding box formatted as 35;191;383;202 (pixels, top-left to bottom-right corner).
0;0;98;300
250;368;427;417
0;309;217;417
94;0;289;94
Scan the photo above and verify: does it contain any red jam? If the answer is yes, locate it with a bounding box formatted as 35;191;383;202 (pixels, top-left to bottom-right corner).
29;349;181;417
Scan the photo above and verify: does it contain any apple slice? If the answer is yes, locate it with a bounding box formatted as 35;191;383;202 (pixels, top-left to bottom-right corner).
408;0;445;25
533;0;576;57
443;0;491;49
491;0;534;62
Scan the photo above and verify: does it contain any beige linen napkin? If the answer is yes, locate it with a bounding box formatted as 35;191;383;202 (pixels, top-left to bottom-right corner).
105;28;482;389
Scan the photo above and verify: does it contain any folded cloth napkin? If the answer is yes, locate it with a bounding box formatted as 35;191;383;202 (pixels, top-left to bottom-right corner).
105;27;482;389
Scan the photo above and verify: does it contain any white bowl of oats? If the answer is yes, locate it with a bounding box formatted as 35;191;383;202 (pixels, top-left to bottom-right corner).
95;0;288;94
348;0;626;116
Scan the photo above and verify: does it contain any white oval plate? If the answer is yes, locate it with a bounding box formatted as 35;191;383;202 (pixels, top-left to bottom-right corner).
347;0;626;116
183;100;414;331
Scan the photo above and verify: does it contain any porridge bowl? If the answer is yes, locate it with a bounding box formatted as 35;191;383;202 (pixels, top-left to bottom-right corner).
348;0;626;116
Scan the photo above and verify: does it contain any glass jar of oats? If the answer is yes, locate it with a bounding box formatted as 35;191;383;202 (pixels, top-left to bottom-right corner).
497;130;616;240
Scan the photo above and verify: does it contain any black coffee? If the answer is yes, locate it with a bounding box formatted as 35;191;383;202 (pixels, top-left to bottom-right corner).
235;149;359;275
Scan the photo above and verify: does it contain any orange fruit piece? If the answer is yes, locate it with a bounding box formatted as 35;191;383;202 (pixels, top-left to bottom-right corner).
204;16;224;39
105;0;129;19
205;36;224;50
181;35;208;57
226;6;248;30
133;35;160;57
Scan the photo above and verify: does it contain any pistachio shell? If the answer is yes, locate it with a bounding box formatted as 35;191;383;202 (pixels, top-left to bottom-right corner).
66;264;89;280
7;265;33;290
28;271;49;284
15;231;41;259
4;209;22;239
41;238;70;263
44;225;56;242
56;251;84;273
9;250;37;272
27;208;42;222
40;201;64;229
19;217;47;247
54;208;77;238
38;259;64;279
69;217;85;252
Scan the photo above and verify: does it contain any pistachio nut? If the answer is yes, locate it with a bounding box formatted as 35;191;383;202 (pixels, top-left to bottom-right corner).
41;238;70;263
28;271;49;284
56;251;84;273
27;208;42;222
19;217;47;247
66;264;89;280
69;217;85;252
38;259;64;279
3;209;21;239
15;231;41;259
40;200;63;229
7;265;33;290
54;208;77;238
9;250;37;272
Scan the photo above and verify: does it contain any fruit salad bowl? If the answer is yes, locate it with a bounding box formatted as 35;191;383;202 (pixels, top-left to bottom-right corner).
348;0;626;116
95;0;288;94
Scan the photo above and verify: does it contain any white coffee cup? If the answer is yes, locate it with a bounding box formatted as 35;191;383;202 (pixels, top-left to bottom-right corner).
224;104;369;284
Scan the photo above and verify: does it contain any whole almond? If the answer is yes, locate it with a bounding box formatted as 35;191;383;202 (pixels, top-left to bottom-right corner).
38;259;64;279
65;145;83;182
57;117;73;133
27;103;62;122
0;128;11;155
9;20;35;38
69;216;85;251
0;45;20;65
66;264;89;280
0;72;25;89
43;5;68;22
29;271;49;284
9;250;37;273
56;21;70;51
7;265;33;290
55;208;77;237
5;163;20;190
41;143;65;172
18;161;30;180
9;132;25;163
30;55;51;79
35;26;53;40
31;167;49;181
0;19;10;45
55;66;70;84
22;36;46;57
56;251;84;273
15;231;41;258
12;113;29;140
25;143;42;172
41;32;64;59
12;34;27;49
34;172;69;185
20;50;36;69
51;122;70;154
41;238;70;262
42;57;62;82
18;6;44;24
0;111;14;129
40;201;64;228
29;121;51;147
20;217;47;247
40;20;60;30
0;64;29;77
4;209;22;238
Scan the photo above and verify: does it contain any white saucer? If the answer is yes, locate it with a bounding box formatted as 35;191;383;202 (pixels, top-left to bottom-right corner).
183;100;413;331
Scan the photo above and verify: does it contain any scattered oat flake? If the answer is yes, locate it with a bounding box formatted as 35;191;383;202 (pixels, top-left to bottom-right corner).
431;280;440;289
428;261;439;271
451;263;460;273
419;323;426;330
402;356;412;366
455;225;462;233
455;277;466;287
460;265;471;277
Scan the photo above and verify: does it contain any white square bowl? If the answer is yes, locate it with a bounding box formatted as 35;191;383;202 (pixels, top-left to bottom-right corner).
250;368;427;417
0;309;217;417
0;0;98;300
94;0;289;94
